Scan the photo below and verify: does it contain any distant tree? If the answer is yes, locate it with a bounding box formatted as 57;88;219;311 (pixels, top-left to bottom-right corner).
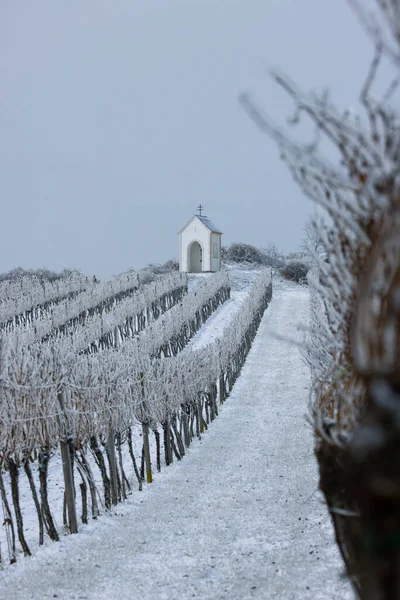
145;259;179;275
138;259;179;283
0;267;83;283
222;242;265;265
222;242;285;267
280;261;309;284
260;242;285;269
120;259;179;285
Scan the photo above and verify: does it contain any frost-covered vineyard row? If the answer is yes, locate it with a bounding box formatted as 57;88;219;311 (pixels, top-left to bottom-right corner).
130;270;230;359
0;274;232;463
0;273;90;328
0;270;140;331
2;271;187;344
52;270;228;355
0;271;230;461
0;269;271;563
14;272;188;350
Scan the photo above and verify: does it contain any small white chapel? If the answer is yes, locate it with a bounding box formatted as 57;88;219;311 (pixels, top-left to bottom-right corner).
178;206;222;273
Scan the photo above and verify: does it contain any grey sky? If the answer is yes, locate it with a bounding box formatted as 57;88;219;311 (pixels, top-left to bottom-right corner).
1;1;373;278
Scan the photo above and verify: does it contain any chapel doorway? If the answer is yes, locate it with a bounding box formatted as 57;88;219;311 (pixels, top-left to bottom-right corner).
189;241;202;272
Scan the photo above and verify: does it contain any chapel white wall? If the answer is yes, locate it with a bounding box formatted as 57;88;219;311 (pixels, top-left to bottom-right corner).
180;218;210;272
210;233;221;272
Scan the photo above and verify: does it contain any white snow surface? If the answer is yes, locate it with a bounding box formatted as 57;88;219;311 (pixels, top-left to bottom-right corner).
188;291;249;350
186;267;262;350
0;280;352;600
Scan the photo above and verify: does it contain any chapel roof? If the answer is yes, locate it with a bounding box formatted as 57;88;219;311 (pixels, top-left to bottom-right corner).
178;214;223;235
197;215;223;234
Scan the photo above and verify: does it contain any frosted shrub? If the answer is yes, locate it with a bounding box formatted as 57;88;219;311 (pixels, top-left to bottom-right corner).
241;1;400;596
280;262;309;284
222;242;265;265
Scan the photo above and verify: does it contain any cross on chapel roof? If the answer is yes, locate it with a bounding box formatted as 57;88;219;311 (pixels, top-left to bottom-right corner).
196;204;206;217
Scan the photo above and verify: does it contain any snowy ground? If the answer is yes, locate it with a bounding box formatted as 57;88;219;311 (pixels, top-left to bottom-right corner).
187;267;261;349
188;291;249;350
0;279;352;599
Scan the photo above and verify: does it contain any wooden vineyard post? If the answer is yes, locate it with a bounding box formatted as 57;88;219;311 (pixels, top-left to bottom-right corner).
209;391;215;422
58;389;78;534
0;469;16;563
212;382;218;418
142;422;152;484
140;373;152;484
198;397;204;435
60;441;78;534
107;429;119;505
107;330;121;504
164;416;173;466
182;407;190;448
219;374;225;404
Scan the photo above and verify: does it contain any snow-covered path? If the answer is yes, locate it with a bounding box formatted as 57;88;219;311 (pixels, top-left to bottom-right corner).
0;282;351;600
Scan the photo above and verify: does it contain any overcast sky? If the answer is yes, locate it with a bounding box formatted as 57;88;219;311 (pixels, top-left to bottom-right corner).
1;1;375;278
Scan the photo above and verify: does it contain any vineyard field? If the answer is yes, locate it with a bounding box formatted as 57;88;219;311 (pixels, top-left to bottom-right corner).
0;278;350;600
0;266;271;566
